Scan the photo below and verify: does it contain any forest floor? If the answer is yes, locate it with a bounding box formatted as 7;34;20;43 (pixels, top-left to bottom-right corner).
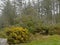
17;34;60;45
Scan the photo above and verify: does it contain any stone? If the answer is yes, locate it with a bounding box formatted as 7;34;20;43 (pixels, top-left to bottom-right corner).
0;38;7;45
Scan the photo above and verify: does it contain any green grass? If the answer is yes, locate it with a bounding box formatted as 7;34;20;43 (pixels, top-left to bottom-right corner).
18;35;60;45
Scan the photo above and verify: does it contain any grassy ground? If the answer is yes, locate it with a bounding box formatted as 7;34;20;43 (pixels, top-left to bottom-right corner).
18;35;60;45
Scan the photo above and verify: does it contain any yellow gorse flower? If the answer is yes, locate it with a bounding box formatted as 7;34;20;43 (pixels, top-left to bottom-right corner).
5;26;30;44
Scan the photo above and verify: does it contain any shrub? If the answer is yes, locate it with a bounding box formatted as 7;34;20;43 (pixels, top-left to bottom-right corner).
19;16;43;34
53;24;60;34
0;31;7;38
0;28;7;38
44;24;60;35
5;26;30;44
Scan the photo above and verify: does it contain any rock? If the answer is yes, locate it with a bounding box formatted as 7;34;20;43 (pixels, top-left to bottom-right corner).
0;38;7;45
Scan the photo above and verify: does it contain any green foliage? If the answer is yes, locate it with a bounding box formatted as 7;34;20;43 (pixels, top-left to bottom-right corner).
22;6;37;16
19;15;43;34
4;26;30;44
41;24;60;35
0;31;7;38
53;24;60;34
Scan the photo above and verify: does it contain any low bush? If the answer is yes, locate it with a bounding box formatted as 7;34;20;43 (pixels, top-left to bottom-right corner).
4;26;30;44
0;31;7;38
53;24;60;34
43;24;60;35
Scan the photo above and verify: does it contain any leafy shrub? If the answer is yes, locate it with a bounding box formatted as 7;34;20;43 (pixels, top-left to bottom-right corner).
43;24;60;35
34;24;55;35
0;28;7;38
19;15;43;34
0;31;7;38
4;26;30;44
53;24;60;34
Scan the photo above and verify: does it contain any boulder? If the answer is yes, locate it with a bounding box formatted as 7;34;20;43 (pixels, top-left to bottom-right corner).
0;38;7;45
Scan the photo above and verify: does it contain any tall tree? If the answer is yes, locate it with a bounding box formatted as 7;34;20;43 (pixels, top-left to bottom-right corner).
16;0;23;15
42;0;52;24
2;0;17;26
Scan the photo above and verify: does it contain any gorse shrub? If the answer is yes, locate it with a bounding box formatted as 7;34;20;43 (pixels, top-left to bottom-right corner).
0;31;7;38
5;26;30;44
